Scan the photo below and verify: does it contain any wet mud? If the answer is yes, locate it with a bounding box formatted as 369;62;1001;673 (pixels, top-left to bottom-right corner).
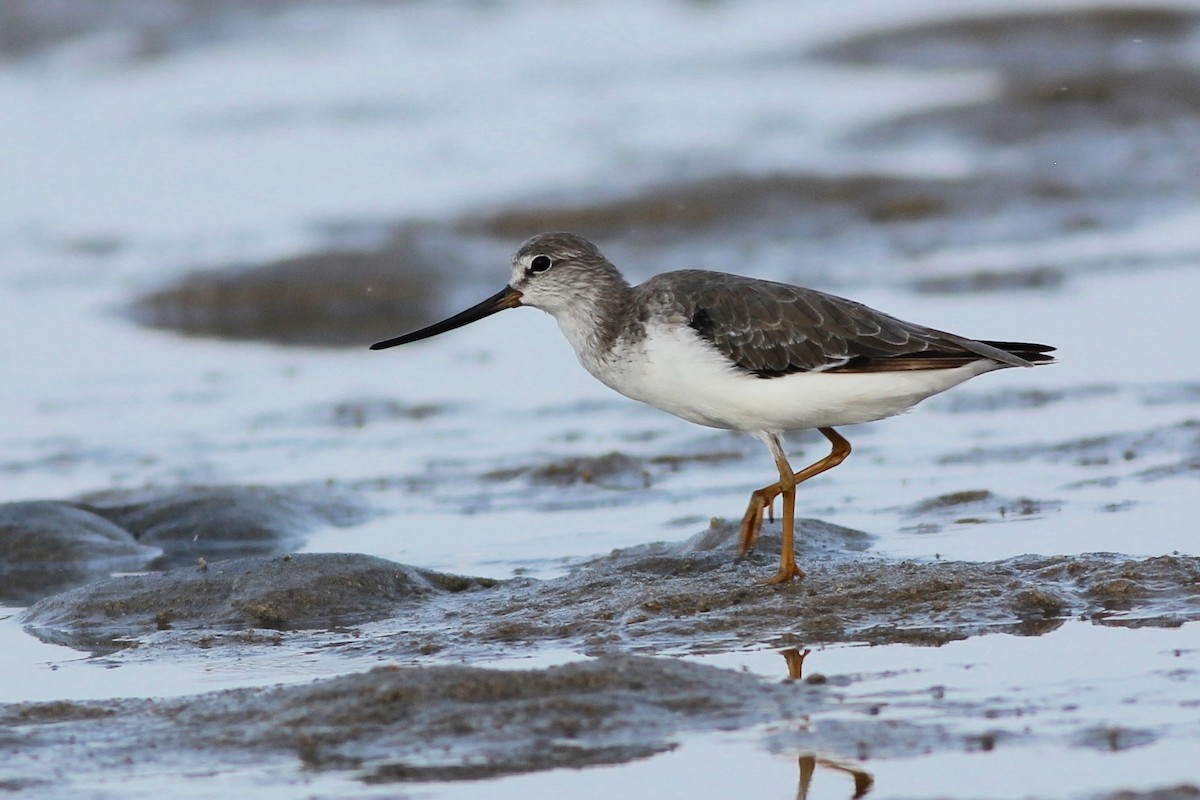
0;484;371;603
480;449;743;497
22;552;496;650
940;417;1200;479
79;483;371;564
894;489;1060;532
849;68;1200;217
23;520;1200;656
1;663;1194;793
810;8;1200;75
0;0;330;62
0;655;893;786
822;8;1200;261
252;395;444;430
0;501;160;604
933;383;1122;414
1096;788;1200;800
130;241;444;348
8;521;1200;789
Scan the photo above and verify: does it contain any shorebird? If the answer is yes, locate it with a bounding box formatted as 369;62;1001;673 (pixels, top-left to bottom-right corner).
371;232;1055;583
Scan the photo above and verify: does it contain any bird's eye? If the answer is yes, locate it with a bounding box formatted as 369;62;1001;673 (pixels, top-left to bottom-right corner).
529;255;553;273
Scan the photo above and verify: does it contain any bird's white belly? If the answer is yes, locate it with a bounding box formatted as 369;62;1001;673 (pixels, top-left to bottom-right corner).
579;322;999;433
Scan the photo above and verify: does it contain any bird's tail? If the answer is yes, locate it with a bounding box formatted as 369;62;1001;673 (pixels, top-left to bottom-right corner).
979;341;1057;366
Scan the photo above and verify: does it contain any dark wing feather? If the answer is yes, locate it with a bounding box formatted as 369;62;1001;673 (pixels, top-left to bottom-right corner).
640;270;1054;377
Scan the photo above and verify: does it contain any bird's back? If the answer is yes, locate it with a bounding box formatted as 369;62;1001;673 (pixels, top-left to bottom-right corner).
634;270;1054;379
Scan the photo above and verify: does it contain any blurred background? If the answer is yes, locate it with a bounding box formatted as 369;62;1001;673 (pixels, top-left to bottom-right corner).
3;0;1197;564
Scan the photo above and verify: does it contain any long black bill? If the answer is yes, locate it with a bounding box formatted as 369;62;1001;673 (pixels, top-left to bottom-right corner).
369;285;523;350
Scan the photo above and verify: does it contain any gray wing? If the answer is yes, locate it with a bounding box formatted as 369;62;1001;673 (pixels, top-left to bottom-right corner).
640;271;1040;376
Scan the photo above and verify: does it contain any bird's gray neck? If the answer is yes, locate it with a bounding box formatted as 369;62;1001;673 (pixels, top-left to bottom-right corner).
550;268;637;367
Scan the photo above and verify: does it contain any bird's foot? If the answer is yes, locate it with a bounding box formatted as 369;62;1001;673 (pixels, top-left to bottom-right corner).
737;486;781;556
737;508;762;556
761;559;805;585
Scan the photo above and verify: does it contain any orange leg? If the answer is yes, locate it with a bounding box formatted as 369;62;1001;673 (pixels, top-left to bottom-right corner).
780;647;811;681
738;427;852;584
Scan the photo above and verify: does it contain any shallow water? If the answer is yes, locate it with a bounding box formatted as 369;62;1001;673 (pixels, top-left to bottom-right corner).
2;0;1199;797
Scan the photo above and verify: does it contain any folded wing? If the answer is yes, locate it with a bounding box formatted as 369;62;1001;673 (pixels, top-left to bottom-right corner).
644;271;1055;378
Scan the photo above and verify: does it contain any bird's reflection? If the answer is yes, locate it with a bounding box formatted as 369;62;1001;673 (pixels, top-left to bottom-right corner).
780;647;811;681
797;754;874;799
779;648;874;798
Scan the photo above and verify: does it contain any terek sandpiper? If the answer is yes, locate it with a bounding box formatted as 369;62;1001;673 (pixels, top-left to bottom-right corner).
372;232;1055;584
